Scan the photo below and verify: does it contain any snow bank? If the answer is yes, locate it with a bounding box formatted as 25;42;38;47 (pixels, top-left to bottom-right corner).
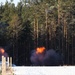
12;66;75;75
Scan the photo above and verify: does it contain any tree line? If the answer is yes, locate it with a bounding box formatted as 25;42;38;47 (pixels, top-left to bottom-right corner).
0;0;75;65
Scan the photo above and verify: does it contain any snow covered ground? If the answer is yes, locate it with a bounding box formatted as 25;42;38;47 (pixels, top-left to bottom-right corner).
12;66;75;75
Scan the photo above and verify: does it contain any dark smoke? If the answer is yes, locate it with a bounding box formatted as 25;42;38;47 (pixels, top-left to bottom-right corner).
30;49;63;66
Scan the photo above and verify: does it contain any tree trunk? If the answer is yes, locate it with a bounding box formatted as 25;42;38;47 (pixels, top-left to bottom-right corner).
36;19;38;47
45;9;48;49
58;0;61;25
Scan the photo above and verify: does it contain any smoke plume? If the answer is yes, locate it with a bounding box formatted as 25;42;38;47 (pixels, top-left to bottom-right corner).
0;47;8;61
30;47;63;66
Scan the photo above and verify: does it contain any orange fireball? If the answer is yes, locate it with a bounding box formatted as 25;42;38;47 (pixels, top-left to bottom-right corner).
1;48;5;54
0;48;5;54
36;47;45;54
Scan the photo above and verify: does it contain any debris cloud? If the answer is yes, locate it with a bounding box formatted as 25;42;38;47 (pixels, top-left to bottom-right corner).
0;47;8;61
30;47;63;66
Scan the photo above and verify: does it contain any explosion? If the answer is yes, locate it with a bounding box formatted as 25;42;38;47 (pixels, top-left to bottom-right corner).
36;47;45;54
0;47;8;60
0;48;5;54
30;47;63;66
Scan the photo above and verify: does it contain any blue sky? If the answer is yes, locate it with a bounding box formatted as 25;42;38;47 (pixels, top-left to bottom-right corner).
0;0;20;6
